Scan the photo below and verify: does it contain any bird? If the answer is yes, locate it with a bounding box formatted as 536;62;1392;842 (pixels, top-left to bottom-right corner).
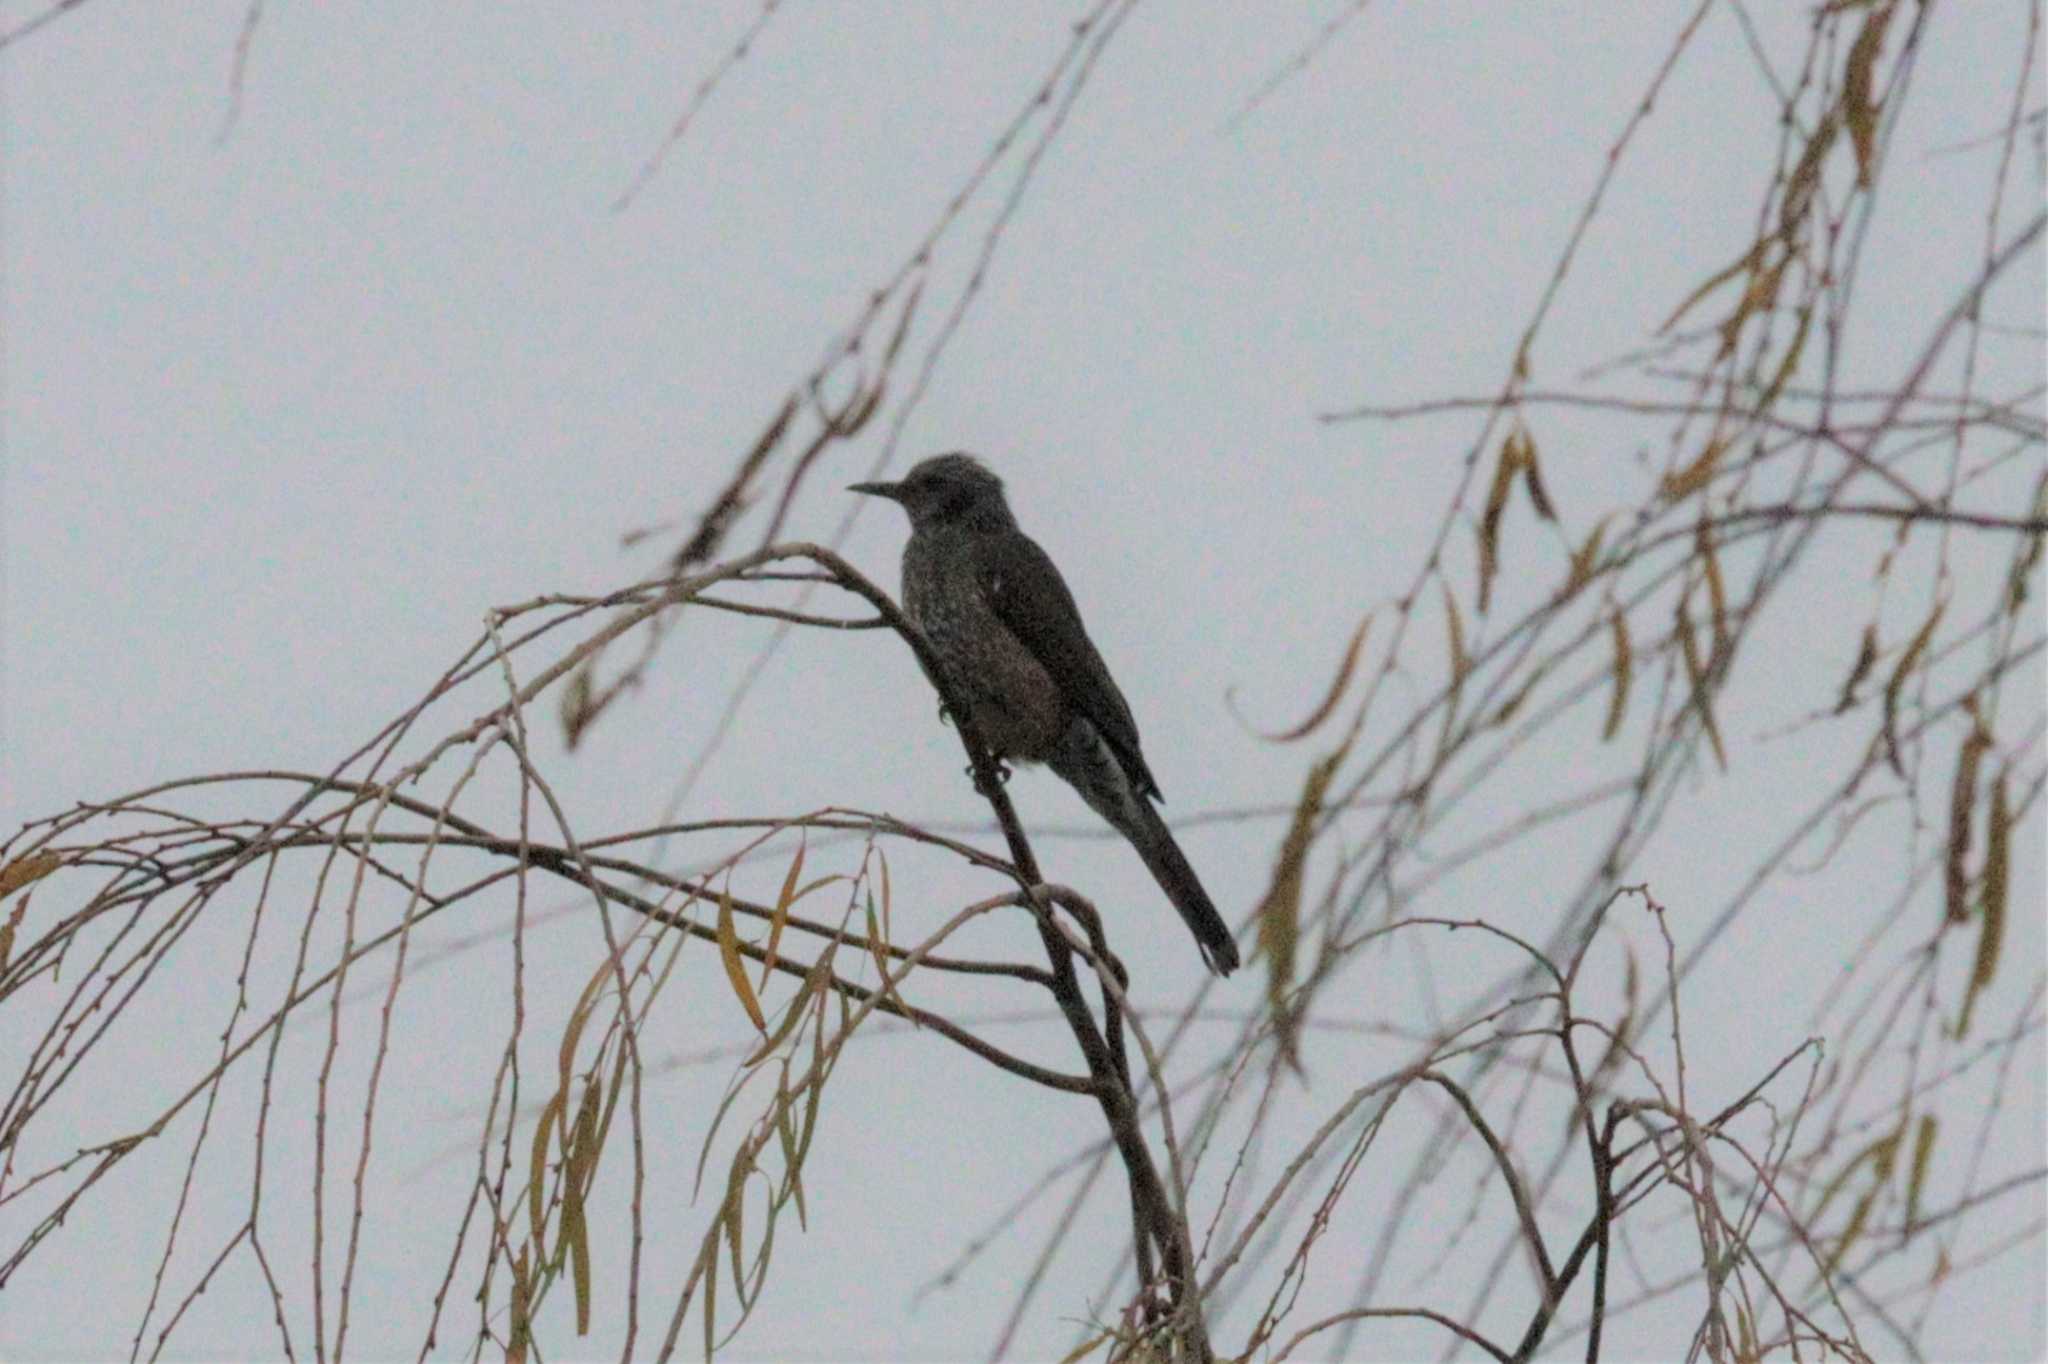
850;453;1239;976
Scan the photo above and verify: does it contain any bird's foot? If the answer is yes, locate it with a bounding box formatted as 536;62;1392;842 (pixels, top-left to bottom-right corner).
937;700;954;727
968;760;1012;796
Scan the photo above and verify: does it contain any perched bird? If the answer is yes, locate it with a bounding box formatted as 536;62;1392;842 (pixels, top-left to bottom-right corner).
851;453;1239;975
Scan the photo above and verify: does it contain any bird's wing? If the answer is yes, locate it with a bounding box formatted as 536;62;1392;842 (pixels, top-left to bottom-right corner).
975;532;1163;800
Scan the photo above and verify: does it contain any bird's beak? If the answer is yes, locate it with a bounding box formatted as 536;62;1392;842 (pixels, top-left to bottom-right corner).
847;480;902;501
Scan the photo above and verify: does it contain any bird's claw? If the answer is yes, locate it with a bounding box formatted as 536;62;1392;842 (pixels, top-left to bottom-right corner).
937;701;954;727
968;760;1012;796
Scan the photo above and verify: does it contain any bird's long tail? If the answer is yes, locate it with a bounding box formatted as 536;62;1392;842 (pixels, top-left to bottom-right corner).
1048;723;1240;975
1127;800;1240;976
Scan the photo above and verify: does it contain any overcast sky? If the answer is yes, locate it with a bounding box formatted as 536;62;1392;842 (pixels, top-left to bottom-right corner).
4;4;2043;1361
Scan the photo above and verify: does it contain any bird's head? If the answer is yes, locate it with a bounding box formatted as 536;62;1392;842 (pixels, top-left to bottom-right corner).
849;452;1014;531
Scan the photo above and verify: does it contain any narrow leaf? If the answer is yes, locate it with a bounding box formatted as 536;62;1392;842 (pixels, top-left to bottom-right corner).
1477;430;1523;613
528;1092;564;1260
745;950;827;1068
718;884;768;1033
1660;436;1726;501
0;849;60;901
1520;435;1557;521
1564;516;1610;596
1696;518;1730;660
758;834;808;989
1944;715;1990;924
1835;623;1878;714
1842;0;1898;187
1602;610;1632;741
1883;599;1944;775
1958;770;2010;1038
507;1245;532;1364
1904;1114;1937;1231
1257;738;1352;1071
1676;596;1727;770
1439;578;1468;756
1254;611;1372;742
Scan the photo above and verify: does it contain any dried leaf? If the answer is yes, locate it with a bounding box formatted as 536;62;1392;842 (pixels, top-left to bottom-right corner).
718;885;767;1033
1904;1114;1937;1231
1817;1120;1904;1279
1843;0;1898;187
724;1165;747;1310
1661;436;1726;501
1719;252;1789;354
1944;716;1990;924
1441;578;1468;747
1520;434;1557;521
0;849;60;901
1958;770;2010;1038
1758;305;1813;411
1834;623;1878;714
0;901;21;975
1697;518;1730;660
2007;469;2047;613
528;1091;564;1258
1056;1330;1116;1364
759;835;807;989
1676;596;1727;770
1477;431;1524;614
745;950;828;1068
1883;599;1944;775
1564;516;1610;596
1257;740;1351;1072
507;1245;532;1364
1255;611;1372;742
562;1076;600;1333
1781;111;1840;242
863;894;910;1026
1662;240;1764;335
1602;610;1633;741
559;662;597;751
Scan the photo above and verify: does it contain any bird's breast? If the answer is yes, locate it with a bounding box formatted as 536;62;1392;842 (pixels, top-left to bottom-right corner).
903;530;1069;761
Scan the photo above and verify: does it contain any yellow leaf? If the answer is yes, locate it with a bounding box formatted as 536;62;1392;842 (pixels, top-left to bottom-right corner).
862;896;908;1024
507;1245;532;1364
1758;305;1813;411
1697;519;1729;661
1660;436;1726;501
1564;516;1610;596
718;885;767;1033
2007;469;2047;613
1834;623;1878;714
745;951;828;1068
1944;716;1990;925
1439;579;1467;756
1602;610;1632;741
1478;428;1525;613
1957;770;2010;1038
1842;0;1898;187
758;834;807;989
529;1091;563;1259
1520;435;1557;521
1255;610;1373;742
1904;1114;1937;1230
1780;111;1840;241
0;849;60;901
1676;596;1727;770
1662;240;1764;336
1257;736;1353;1071
1884;599;1944;775
559;661;597;751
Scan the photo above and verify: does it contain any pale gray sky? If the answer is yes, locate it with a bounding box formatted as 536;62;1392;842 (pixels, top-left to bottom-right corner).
3;4;2042;1361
